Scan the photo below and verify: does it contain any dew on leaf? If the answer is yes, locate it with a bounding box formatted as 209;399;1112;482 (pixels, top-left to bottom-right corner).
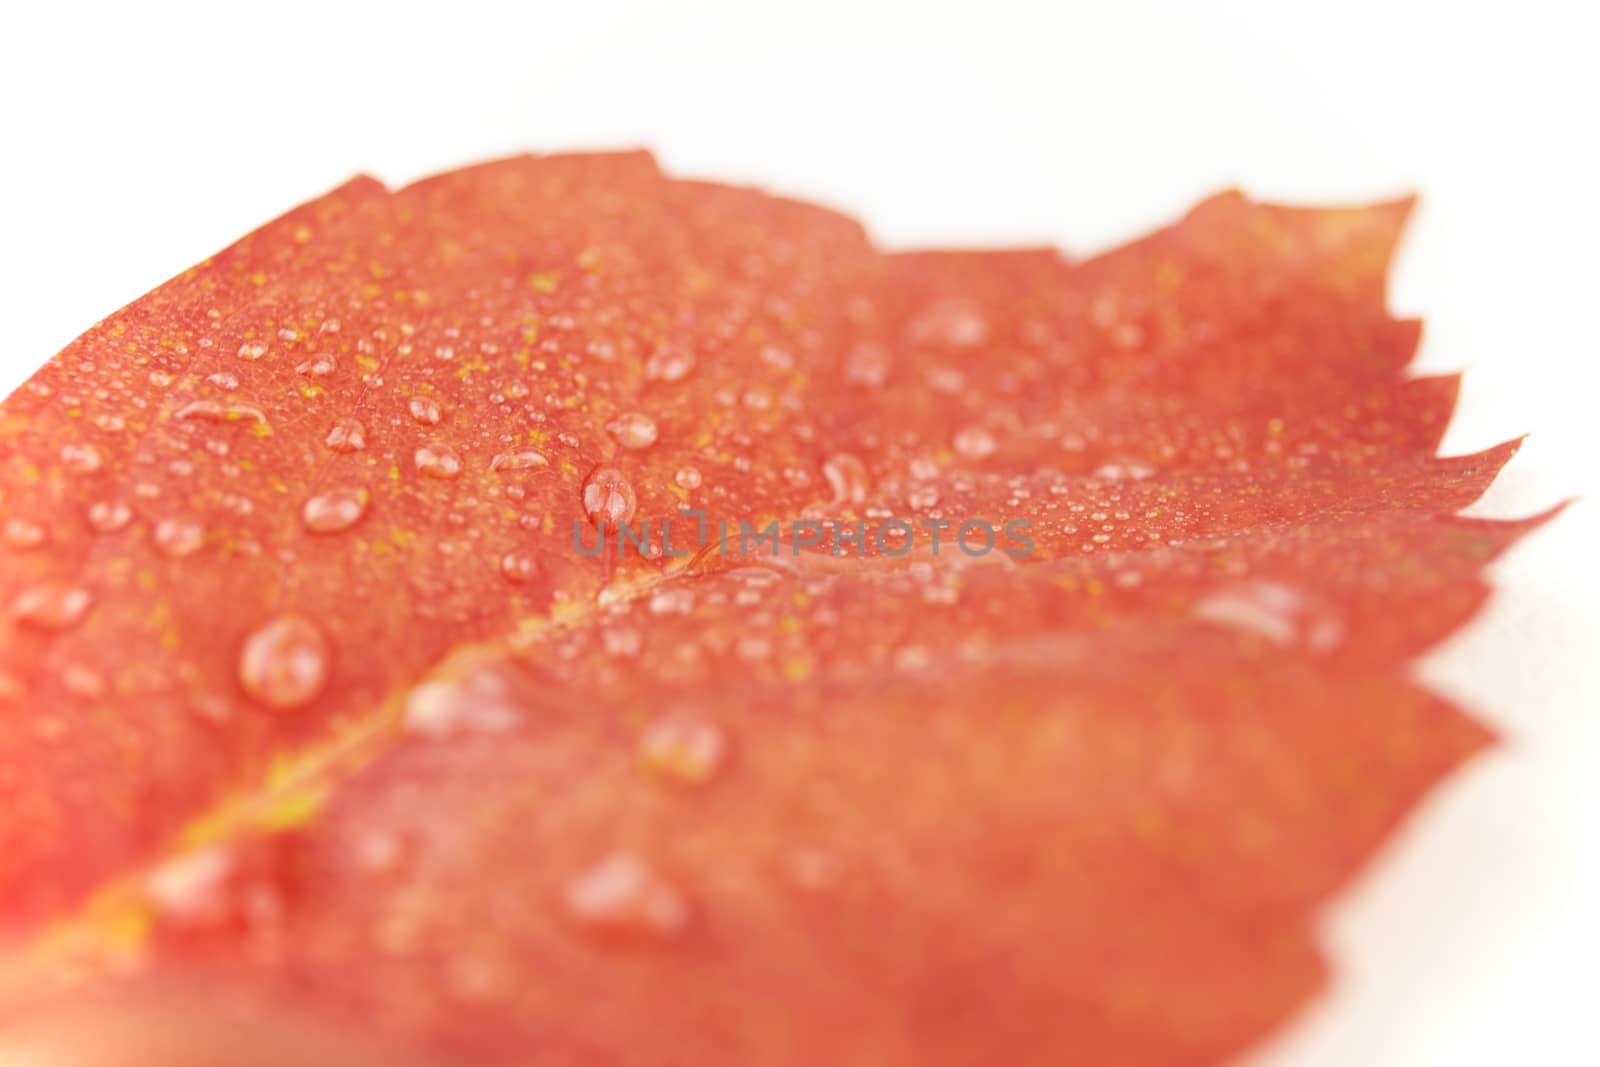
582;466;637;526
60;442;104;473
638;714;725;783
86;500;133;533
489;450;549;473
153;517;206;558
953;426;997;460
844;341;891;388
302;487;370;534
296;352;338;377
409;397;443;425
174;400;269;427
1192;579;1344;654
821;453;870;507
2;517;48;549
144;846;234;926
10;581;93;630
499;551;538;583
907;297;990;349
563;852;688;942
606;411;658;449
415;442;464;479
644;344;695;383
324;417;367;453
238;614;330;709
403;667;523;737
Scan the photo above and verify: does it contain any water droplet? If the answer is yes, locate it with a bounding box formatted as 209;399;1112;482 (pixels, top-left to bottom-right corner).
206;371;240;389
414;442;463;479
237;341;269;361
605;411;658;449
908;486;940;511
174;399;269;427
563;852;688;942
3;518;48;549
11;582;93;630
581;466;637;526
500;551;538;583
403;665;524;737
639;715;725;783
1192;580;1343;653
60;442;103;473
153;517;206;558
239;614;330;709
324;417;367;453
408;397;442;425
821;453;870;507
61;664;106;699
844;341;891;387
145;846;235;926
1093;457;1156;481
296;352;338;377
645;344;695;383
302;487;369;534
648;587;694;615
489;450;549;472
674;467;703;490
87;500;133;532
953;426;997;460
602;627;641;657
907;297;990;349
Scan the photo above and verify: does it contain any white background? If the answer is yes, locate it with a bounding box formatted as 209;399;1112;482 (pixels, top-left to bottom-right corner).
2;2;1596;1063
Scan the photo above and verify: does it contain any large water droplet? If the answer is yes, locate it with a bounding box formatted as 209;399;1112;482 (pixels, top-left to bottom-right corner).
153;517;206;558
236;341;269;361
606;412;658;449
174;400;269;427
674;467;703;490
489;450;549;472
302;487;369;534
563;852;688;942
582;466;637;526
414;442;463;479
238;614;330;709
638;715;725;784
10;582;93;630
324;417;368;453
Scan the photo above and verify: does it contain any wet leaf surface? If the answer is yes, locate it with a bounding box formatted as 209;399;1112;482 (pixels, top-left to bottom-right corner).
0;152;1548;1065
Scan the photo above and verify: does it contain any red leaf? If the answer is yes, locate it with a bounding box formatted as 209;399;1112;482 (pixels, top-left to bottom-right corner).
0;153;1549;1065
